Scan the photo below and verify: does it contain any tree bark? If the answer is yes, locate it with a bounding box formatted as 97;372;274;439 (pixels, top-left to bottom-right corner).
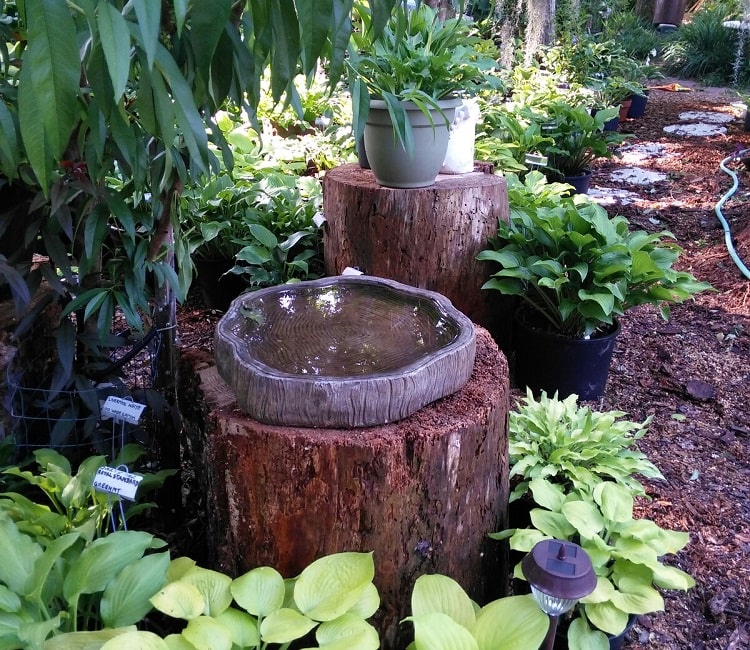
524;0;556;64
179;327;510;650
322;163;508;330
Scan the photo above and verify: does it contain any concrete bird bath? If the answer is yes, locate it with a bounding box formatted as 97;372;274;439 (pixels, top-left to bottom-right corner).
214;275;476;427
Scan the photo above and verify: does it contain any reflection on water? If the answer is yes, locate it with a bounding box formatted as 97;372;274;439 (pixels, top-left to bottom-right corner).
229;280;460;376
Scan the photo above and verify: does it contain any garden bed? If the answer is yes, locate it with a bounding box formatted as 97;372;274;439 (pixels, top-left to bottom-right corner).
175;79;750;650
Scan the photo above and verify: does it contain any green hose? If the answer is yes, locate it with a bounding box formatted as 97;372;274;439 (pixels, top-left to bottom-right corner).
716;149;750;280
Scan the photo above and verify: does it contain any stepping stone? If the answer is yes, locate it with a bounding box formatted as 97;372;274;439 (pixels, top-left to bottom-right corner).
608;167;668;185
663;123;728;136
589;187;641;205
678;110;734;124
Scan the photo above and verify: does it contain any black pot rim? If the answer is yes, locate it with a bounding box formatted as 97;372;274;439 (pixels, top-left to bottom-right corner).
514;306;620;342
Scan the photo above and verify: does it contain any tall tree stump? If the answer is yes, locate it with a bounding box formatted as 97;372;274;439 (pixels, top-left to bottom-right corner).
178;328;510;650
322;164;508;329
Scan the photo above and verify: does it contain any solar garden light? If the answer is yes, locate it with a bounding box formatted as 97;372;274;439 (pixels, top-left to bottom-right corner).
522;539;597;650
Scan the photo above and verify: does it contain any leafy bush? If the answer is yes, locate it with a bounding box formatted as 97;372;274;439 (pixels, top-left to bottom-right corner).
508;389;664;502
494;481;695;650
662;2;750;85
478;172;712;338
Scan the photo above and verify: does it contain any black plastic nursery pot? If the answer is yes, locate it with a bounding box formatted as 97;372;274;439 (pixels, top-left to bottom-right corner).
627;92;649;119
563;170;593;195
512;310;621;401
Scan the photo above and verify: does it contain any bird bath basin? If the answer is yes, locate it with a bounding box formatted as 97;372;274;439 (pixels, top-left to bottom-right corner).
214;276;476;428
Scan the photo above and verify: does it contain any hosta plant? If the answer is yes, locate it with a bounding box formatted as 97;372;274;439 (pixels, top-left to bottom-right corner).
404;574;548;650
50;552;381;649
508;389;663;502
478;172;712;338
493;481;695;650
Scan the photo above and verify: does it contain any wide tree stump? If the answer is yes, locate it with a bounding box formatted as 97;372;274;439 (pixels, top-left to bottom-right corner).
179;327;510;650
322;163;509;329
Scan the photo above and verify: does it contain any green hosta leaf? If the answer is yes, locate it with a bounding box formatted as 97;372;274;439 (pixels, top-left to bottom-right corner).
181;616;233;650
63;532;162;604
0;517;42;594
612;537;659;567
530;509;577;539
473;595;548;650
611;581;663;615
651;563;695;591
507;527;547;553
259;608;317;644
0;585;21;613
97;1;131;103
101;552;170;627
561;500;605;538
43;627;138;649
249;223;278;249
594;483;633;523
214;608;260;647
163;634;196;650
27;532;81;603
179;567;233;617
167;557;197;582
583;600;630;636
345;581;380;619
294;552;375;621
579;577;617;605
313;614;380;650
231;566;286;617
567;616;609;650
528;478;566;512
100;630;169;649
408;612;478;650
150;581;205;620
410;574;476;629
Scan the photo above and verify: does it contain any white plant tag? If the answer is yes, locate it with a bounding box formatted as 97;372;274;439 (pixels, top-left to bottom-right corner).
93;466;143;501
101;396;146;424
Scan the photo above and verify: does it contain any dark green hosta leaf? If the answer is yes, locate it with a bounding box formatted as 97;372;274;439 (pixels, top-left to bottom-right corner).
101;552;170;627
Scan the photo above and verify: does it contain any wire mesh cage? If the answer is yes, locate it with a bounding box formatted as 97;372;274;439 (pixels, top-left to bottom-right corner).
5;326;162;461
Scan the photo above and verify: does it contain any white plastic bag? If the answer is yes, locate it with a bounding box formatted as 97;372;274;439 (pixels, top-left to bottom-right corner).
440;99;480;175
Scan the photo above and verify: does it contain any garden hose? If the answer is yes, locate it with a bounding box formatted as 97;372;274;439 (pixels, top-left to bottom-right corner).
716;148;750;280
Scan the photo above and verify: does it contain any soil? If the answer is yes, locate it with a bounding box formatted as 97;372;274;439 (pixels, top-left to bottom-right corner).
175;80;750;650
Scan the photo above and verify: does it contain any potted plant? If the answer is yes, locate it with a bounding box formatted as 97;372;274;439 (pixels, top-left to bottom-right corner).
347;1;501;188
524;100;630;192
477;172;712;399
493;480;695;650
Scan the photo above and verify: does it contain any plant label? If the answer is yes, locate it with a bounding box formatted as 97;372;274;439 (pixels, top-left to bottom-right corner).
101;396;146;424
93;466;143;501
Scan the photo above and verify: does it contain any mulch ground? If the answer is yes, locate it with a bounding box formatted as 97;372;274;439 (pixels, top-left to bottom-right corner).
175;79;750;650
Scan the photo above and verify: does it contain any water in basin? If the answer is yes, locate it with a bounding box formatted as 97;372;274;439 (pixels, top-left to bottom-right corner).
231;281;461;377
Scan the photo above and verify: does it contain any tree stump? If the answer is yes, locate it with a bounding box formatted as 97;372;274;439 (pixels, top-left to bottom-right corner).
179;327;510;650
322;164;509;330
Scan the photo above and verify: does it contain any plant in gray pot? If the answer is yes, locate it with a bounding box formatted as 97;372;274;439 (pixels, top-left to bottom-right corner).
347;1;501;188
477;171;712;399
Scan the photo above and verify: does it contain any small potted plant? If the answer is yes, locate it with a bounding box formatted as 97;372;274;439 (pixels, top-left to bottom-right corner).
477;172;712;399
524;100;630;192
347;1;501;188
493;480;695;650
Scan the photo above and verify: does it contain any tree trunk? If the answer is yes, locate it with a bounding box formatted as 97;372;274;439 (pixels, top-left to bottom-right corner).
322;163;508;330
635;0;657;22
524;0;556;64
178;328;510;650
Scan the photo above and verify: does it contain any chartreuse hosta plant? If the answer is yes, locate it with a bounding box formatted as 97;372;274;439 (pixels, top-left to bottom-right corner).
493;481;695;650
508;389;664;502
404;574;548;650
478;172;712;338
47;552;380;649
